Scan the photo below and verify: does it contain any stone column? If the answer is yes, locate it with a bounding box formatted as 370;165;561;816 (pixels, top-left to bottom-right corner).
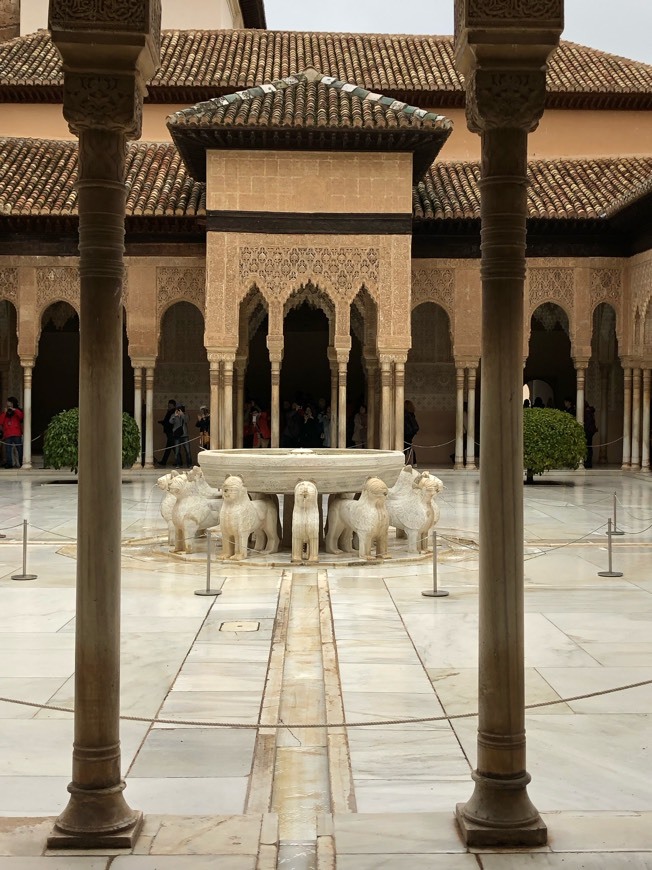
132;364;143;465
235;358;246;448
466;365;477;470
631;367;642;469
209;360;220;450
21;360;33;470
642;368;651;472
47;0;160;847
622;366;632;469
574;361;587;469
328;348;338;448
365;356;377;449
394;357;406;453
144;366;154;469
454;366;466;469
598;364;609;465
454;0;561;847
222;356;234;449
379;357;392;450
337;352;348;449
267;336;283;449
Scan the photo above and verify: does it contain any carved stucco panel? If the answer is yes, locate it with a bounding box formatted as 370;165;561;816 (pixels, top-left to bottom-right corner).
590;268;622;313
0;268;18;304
36;266;80;316
527;267;574;316
157;267;206;318
410;267;455;319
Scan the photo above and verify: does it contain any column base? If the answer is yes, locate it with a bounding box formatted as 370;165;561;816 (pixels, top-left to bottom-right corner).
21;463;32;471
456;802;546;848
48;811;143;850
454;462;465;471
143;462;154;470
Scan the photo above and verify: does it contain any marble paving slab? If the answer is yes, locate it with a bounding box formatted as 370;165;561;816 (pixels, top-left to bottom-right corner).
128;728;256;778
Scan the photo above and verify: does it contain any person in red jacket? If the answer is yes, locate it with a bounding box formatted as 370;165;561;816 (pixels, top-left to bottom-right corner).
0;396;24;468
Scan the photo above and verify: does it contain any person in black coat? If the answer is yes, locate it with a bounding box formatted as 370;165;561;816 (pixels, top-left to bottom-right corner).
404;399;420;466
156;399;177;467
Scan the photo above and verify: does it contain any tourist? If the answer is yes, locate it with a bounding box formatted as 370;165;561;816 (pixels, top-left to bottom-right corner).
533;396;545;408
0;396;24;468
584;400;597;468
301;405;322;448
319;405;332;447
404;400;419;466
352;404;367;448
563;396;576;416
156;398;177;467
523;398;531;408
172;404;192;468
253;403;271;448
196;405;210;450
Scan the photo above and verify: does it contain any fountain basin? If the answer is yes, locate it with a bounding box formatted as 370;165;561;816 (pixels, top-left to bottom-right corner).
199;448;404;493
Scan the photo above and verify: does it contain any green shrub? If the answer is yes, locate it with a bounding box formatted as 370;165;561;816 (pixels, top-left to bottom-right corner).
523;407;586;483
44;408;141;472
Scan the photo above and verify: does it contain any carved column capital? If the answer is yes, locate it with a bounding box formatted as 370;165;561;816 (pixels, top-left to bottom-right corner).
465;68;547;134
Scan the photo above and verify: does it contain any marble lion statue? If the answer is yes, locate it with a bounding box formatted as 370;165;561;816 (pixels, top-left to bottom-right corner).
187;465;222;501
389;472;441;554
168;474;221;553
157;469;182;546
220;475;280;559
325;476;390;560
387;465;418;540
291;480;320;563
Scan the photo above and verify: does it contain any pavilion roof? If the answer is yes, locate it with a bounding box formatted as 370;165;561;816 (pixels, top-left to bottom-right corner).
1;29;652;109
166;70;453;181
1;137;651;225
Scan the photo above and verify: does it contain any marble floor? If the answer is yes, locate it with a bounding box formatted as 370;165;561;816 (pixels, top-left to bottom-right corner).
0;467;651;868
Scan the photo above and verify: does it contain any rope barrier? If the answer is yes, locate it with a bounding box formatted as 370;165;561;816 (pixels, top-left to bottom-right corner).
1;677;651;728
614;495;652;524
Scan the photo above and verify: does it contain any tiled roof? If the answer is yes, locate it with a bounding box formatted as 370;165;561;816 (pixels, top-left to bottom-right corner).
413;156;652;221
1;138;651;225
0;138;205;217
167;70;452;181
2;29;652;109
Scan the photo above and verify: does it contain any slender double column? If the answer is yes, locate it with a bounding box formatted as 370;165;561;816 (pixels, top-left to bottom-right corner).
642;368;651;472
631;367;642;469
21;361;33;470
209;360;220;450
365;357;377;449
454;366;466;469
132;365;143;466
379;357;392;450
235;359;246;448
267;336;283;449
337;353;348;449
622;366;632;469
575;362;587;469
222;357;234;449
394;358;405;454
327;349;338;448
144;366;154;468
466;366;477;470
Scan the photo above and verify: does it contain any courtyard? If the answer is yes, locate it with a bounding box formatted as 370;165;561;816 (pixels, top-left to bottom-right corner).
0;467;651;866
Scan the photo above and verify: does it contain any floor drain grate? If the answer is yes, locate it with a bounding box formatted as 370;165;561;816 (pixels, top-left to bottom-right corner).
220;621;260;632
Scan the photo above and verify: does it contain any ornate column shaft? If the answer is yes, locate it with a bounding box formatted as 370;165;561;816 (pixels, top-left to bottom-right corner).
642;368;651;472
267;336;284;449
631;367;642;469
144;366;154;469
574;360;587;470
466;366;477;470
454;0;561;845
209;360;220;450
328;349;338;448
365;357;377;449
599;364;609;465
622;367;632;469
222;356;235;449
132;365;143;465
337;355;348;449
394;357;406;453
379;357;392;451
235;359;246;449
21;361;33;470
454;366;466;469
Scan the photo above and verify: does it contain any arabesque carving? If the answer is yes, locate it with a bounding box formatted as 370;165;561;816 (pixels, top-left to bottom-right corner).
590;268;622;311
411;267;455;318
465;69;547;133
467;0;561;19
631;260;652;313
157;266;206;315
36;267;80;314
528;267;574;314
0;268;17;304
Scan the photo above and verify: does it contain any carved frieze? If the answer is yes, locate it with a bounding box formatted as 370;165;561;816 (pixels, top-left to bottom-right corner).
36;267;80;313
64;74;144;138
157;266;206;315
528;267;574;314
589;268;622;311
410;267;455;318
0;268;17;304
465;69;547;133
466;0;562;21
631;260;652;312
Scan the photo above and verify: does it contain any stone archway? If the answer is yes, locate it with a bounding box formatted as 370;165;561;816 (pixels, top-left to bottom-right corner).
525;302;575;409
33;301;80;444
0;299;20;411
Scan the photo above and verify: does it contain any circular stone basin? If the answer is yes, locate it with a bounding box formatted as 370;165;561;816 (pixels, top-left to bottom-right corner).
199;448;405;493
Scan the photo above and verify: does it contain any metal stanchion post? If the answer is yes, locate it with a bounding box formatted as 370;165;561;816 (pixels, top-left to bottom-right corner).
11;519;37;581
609;491;625;536
598;518;623;578
422;530;449;598
195;529;222;596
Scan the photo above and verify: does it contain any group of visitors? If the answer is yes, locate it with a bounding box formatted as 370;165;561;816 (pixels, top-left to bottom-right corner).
280;396;332;448
243;401;271;448
0;396;24;469
157;398;211;468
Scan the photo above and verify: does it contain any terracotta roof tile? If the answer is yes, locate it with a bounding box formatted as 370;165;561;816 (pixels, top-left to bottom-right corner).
1;138;651;225
2;30;651;108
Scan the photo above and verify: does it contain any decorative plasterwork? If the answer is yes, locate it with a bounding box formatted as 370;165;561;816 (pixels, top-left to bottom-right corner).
36;266;80;315
631;260;652;315
157;266;206;317
0;268;17;304
410;267;455;320
528;266;574;316
589;268;622;313
238;245;380;307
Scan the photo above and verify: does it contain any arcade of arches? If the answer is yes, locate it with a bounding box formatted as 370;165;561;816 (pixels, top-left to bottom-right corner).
1;252;651;470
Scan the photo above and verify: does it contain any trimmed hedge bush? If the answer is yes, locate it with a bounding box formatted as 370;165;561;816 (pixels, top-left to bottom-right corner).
523;407;586;483
43;408;141;472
